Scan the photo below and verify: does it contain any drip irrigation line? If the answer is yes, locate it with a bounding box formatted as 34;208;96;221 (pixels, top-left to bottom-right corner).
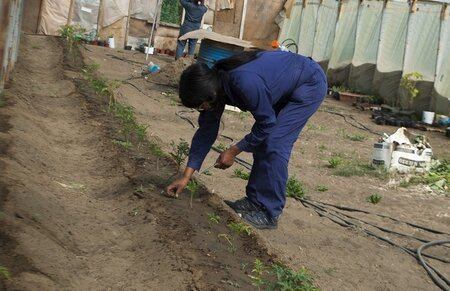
106;53;147;66
320;109;382;136
418;240;450;290
122;81;160;102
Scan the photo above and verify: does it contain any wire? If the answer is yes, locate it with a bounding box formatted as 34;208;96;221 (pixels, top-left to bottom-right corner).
417;240;450;290
319;108;383;136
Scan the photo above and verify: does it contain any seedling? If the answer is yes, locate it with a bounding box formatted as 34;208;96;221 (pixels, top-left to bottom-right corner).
318;144;327;152
0;265;11;279
207;213;220;224
134;184;145;194
113;140;132;150
286;176;307;199
316;185;328;192
234;168;250;180
249;259;267;288
344;132;366;142
399;72;423;109
367;193;382;204
148;141;166;158
135;124;149;146
218;233;236;253
228;221;252;236
170;139;190;172
328;156;343;168
215;143;227;152
186;180;199;208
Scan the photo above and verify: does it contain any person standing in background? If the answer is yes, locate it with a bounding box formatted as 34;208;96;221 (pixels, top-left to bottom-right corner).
175;0;207;59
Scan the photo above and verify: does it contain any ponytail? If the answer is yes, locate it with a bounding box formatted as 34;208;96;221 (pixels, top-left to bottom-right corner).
213;50;263;72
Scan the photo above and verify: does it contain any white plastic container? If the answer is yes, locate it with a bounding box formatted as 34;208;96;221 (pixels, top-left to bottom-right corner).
422;111;435;125
108;37;115;49
145;46;154;55
390;145;433;173
372;142;393;168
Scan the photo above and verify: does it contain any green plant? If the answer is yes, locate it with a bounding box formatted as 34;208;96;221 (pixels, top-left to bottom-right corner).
367;193;382;204
328;156;343;168
0;97;5;108
215;143;227;152
234;168;250;180
160;0;183;24
316;185;328;192
186;180;199;208
0;265;11;279
170;139;190;172
249;260;318;291
148;141;166;158
207;213;220;224
112;140;132;150
343;132;366;142
399;72;423;108
59;24;86;52
318;145;327;152
135;124;149;146
228;221;252;236
286;176;307;199
334;163;389;179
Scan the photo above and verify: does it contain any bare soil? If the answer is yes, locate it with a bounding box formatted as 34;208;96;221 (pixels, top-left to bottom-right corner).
0;35;276;290
80;45;450;290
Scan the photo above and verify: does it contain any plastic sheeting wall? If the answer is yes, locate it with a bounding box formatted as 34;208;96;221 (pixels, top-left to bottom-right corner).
278;0;450;114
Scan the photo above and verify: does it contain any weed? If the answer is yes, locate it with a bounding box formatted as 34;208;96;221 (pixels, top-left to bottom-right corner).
328;156;343;168
221;279;241;288
186;180;199;208
400;160;449;191
215;143;227;152
135;124;149;146
59;24;86;52
318;144;327;152
334;163;389;179
134;184;145;194
207;213;220;224
218;233;236;253
113;140;132;150
249;260;318;291
228;221;252;236
367;193;382;204
286;176;307;199
170;139;190;172
343;132;366;142
234;168;250;180
399;72;423;108
316;185;328;192
0;265;10;280
148;141;166;158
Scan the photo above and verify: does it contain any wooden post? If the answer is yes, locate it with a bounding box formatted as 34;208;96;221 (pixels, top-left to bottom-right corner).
96;0;103;39
124;0;133;48
67;0;75;25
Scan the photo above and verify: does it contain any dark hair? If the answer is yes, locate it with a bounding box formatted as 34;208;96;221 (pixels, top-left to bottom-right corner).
179;50;262;108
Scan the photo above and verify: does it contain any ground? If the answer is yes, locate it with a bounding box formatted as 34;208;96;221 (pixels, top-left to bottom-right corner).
0;35;449;290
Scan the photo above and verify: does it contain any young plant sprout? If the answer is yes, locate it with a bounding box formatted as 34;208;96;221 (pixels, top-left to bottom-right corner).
186;180;199;208
170;139;190;173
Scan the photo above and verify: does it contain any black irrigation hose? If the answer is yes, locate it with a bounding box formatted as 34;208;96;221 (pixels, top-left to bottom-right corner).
417;240;450;290
320;109;383;136
106;53;147;66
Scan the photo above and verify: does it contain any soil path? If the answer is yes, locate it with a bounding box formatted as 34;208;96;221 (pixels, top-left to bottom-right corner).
0;35;272;290
80;45;450;290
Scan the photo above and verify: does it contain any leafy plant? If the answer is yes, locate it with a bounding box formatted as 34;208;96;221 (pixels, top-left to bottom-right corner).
286;176;307;199
215;143;227;152
249;259;267;288
228;221;252;236
234;168;250;180
186;180;199;208
343;132;366;142
0;265;11;279
59;24;86;52
399;72;423;108
328;156;343;168
207;213;220;224
160;0;183;24
318;144;327;152
112;140;132;150
334;163;389;179
135;124;149;146
148;141;166;158
367;193;382;204
170;139;189;172
316;185;328;192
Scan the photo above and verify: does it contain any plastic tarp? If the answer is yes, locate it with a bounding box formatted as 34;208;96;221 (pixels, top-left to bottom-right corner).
328;0;359;70
297;0;320;56
311;0;339;62
38;0;71;35
279;0;303;43
71;0;100;34
434;6;450;100
130;0;158;21
100;0;130;27
403;2;442;82
348;0;383;92
376;0;409;73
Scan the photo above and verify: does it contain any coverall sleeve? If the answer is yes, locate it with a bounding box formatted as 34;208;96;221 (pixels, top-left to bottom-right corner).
180;0;194;9
234;73;277;153
186;104;225;171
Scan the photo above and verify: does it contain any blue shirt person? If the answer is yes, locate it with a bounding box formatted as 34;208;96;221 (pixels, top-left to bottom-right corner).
167;50;328;229
175;0;207;59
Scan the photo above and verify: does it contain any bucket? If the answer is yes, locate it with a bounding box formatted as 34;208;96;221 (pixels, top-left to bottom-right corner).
108;37;115;49
422;111;435;125
145;46;154;55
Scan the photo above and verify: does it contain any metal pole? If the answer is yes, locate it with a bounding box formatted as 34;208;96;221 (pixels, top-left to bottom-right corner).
146;0;160;60
124;0;133;48
238;0;248;39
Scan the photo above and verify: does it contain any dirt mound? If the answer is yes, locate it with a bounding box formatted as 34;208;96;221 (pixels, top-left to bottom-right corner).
0;35;274;290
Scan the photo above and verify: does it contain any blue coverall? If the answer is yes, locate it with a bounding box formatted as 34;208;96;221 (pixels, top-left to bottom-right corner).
187;51;328;219
176;0;207;59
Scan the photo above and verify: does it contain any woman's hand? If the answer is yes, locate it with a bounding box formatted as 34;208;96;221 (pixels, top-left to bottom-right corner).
166;177;190;198
215;145;242;169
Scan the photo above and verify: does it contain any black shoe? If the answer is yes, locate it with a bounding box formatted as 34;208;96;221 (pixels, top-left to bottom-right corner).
242;210;278;230
224;197;261;214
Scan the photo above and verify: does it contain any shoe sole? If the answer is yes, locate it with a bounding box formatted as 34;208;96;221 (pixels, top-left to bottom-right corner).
241;214;278;230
